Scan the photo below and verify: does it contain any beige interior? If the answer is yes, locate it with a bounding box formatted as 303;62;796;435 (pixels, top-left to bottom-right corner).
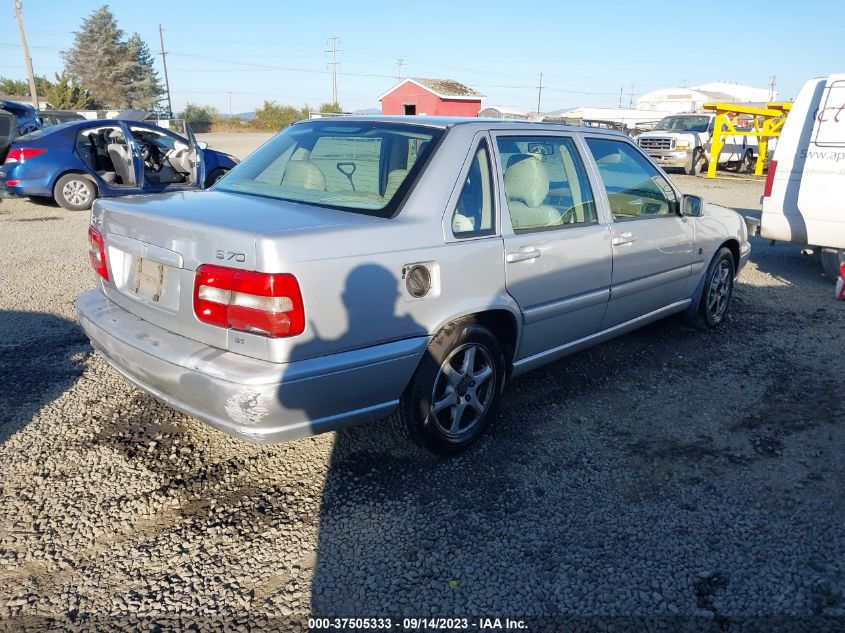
503;154;562;229
282;160;327;190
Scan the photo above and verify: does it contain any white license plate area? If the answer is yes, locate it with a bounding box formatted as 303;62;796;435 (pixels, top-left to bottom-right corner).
132;258;167;303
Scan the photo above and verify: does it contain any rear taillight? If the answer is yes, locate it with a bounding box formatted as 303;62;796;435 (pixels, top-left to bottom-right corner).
4;148;47;164
193;264;305;338
763;160;777;197
88;226;109;281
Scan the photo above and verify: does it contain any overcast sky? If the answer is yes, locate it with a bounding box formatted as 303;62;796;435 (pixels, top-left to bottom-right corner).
1;0;842;114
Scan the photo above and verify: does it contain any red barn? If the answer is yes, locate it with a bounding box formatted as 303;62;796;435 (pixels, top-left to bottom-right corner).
379;78;484;117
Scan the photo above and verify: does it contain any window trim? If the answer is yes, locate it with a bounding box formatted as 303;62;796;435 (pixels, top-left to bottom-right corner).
491;131;600;235
584;135;682;222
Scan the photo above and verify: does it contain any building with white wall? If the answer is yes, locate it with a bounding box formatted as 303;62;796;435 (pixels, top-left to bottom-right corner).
637;82;776;114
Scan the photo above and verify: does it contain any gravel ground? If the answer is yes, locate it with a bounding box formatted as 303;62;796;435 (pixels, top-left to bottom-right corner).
1;164;844;632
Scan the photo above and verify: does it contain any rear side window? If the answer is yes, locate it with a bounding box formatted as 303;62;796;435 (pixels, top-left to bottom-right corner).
586;138;677;220
815;80;845;147
497;135;596;231
452;140;494;237
217;122;443;217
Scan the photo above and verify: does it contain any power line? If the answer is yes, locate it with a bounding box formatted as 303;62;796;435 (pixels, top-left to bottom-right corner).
158;24;173;118
326;36;341;105
395;55;404;81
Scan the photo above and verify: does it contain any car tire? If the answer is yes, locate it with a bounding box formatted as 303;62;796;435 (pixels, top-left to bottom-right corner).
821;248;845;280
205;168;228;188
691;247;736;329
54;173;97;211
739;149;754;174
396;318;506;455
685;149;705;176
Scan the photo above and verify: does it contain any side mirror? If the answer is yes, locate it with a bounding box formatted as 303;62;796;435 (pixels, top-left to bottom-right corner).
196;141;208;150
681;194;703;217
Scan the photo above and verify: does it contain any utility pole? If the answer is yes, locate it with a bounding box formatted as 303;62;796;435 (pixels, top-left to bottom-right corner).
768;75;777;101
628;81;636;109
395;56;405;81
536;72;543;114
158;24;173;118
618;84;623;109
228;91;233;120
13;0;38;109
326;36;341;105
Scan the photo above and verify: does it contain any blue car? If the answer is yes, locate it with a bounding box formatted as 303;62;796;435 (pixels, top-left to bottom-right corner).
0;118;238;210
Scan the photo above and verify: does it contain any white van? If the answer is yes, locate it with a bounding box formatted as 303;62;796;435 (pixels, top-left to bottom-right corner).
759;74;845;278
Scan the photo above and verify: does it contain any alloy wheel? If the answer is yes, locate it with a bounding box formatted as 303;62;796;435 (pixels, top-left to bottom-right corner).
431;343;496;438
707;259;733;319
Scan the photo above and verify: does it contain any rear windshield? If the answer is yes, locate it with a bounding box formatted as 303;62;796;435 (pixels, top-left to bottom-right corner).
216;121;443;217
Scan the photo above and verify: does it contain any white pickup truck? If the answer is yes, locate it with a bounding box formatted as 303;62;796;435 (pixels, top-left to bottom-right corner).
635;113;758;175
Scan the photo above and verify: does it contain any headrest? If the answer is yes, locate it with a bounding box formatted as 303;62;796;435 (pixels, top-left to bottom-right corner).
282;160;326;190
384;169;409;199
504;154;549;208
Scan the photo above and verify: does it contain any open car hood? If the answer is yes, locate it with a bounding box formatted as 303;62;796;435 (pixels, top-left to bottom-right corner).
114;109;151;122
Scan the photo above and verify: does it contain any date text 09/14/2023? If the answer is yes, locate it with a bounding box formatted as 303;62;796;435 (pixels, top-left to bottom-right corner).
307;617;528;631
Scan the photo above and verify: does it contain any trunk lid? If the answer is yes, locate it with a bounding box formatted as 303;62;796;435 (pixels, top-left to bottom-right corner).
94;189;378;355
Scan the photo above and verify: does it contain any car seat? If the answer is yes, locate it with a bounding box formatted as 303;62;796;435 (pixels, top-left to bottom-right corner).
282;160;326;190
503;154;561;229
106;133;134;186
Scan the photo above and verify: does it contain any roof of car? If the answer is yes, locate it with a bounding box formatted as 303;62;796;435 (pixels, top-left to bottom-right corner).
298;115;629;137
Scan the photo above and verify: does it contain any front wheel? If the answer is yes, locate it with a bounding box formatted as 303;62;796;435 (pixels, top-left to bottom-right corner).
205;168;229;188
54;173;97;211
690;247;736;329
397;319;506;454
685;149;706;176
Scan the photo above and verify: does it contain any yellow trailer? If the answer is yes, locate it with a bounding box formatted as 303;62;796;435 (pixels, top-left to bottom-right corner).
702;102;792;178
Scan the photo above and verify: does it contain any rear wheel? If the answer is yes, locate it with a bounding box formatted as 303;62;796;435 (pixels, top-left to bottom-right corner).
396;318;506;454
54;173;96;211
739;150;755;174
690;247;735;329
821;248;845;280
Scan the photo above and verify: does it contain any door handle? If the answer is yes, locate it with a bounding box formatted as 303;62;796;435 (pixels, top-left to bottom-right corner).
506;248;541;263
612;232;637;246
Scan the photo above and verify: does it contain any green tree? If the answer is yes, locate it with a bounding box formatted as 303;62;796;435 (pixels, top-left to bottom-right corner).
319;102;343;114
62;6;127;108
62;6;162;110
178;103;219;127
0;75;54;99
254;101;309;130
124;33;164;111
42;73;98;109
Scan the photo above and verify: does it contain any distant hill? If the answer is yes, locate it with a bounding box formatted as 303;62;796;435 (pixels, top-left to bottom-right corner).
236;111;256;121
352;107;381;115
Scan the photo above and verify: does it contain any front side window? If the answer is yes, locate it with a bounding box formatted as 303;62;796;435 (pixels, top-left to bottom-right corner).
217;121;443;217
496;135;597;231
452;141;494;237
586;138;678;220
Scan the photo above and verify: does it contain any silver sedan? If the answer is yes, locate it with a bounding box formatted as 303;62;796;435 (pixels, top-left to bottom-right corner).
76;117;750;453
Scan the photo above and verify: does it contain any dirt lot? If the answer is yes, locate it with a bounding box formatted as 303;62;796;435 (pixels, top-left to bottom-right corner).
1;149;844;632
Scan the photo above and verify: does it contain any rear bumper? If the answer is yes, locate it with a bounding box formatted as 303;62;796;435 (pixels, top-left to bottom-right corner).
75;289;428;444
